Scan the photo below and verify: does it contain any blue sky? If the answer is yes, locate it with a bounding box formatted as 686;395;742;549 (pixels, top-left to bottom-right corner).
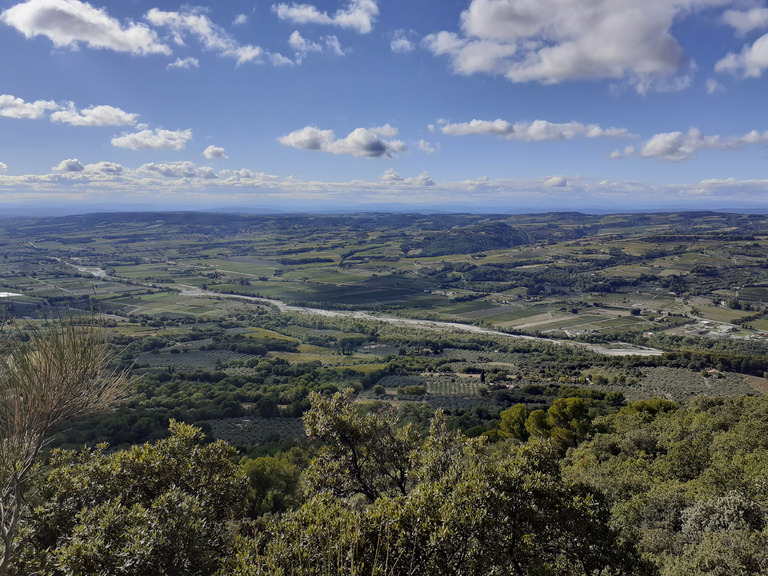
2;0;768;213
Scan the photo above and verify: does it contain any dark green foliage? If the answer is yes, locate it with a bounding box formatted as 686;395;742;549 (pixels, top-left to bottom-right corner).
229;392;650;576
417;222;528;256
13;422;247;576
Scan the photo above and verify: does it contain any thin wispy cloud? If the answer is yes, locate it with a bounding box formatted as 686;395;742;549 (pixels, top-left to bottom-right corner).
146;8;262;64
438;118;631;141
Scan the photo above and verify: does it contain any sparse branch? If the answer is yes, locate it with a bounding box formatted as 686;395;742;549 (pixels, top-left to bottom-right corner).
0;315;129;576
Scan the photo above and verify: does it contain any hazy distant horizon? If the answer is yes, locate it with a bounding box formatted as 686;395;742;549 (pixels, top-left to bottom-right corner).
3;200;768;220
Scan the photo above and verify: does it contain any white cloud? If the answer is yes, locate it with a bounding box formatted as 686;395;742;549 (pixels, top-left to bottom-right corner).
85;161;123;175
272;0;378;34
278;126;334;151
145;8;262;64
288;31;346;60
168;57;199;69
112;128;192;150
723;8;768;35
138;161;216;179
1;0;170;55
218;169;280;186
706;78;724;93
324;35;346;56
544;176;567;187
0;94;58;119
391;29;416;53
381;169;434;186
50;104;137;126
716;33;768;78
269;52;294;66
233;14;248;26
370;124;398;137
0;94;144;128
279;125;407;157
638;128;768;161
53;158;84;172
0;163;6;171
423;0;721;91
203;145;227;159
382;168;403;182
439;118;631;140
289;30;322;52
417;139;437;154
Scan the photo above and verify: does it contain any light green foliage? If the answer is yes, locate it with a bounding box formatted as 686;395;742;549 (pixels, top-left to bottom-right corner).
12;421;247;576
524;397;592;450
499;403;530;440
564;396;768;576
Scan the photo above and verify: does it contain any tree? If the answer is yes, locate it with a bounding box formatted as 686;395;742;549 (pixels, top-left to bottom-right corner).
499;403;530;441
302;389;419;501
0;316;128;576
230;392;652;576
12;421;247;576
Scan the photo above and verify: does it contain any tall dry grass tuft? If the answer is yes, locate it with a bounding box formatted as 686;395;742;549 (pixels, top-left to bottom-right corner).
0;314;129;576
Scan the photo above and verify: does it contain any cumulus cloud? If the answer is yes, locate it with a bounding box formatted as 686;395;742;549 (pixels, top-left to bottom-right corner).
637;128;768;161
279;125;407;157
391;29;416;53
423;0;717;91
0;163;6;171
382;169;434;186
272;0;378;34
723;8;768;35
112;128;192;150
168;57;199;69
716;33;768;78
0;95;140;127
50;104;137;126
85;161;123;175
1;0;170;55
438;118;631;141
0;94;58;119
233;14;248;26
145;8;262;64
53;158;84;172
544;176;567;187
218;169;280;186
203;145;227;159
138;161;216;179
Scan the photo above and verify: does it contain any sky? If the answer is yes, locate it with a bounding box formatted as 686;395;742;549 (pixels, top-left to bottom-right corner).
2;0;768;214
